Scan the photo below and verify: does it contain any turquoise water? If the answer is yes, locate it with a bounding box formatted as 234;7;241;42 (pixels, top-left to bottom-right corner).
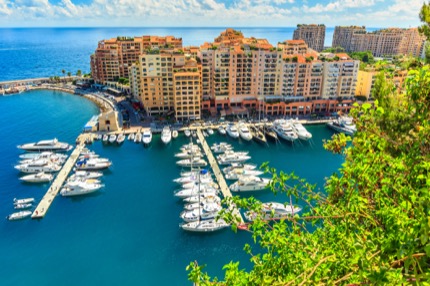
0;90;343;285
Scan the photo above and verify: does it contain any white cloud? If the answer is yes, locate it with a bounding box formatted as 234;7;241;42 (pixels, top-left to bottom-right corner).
303;0;377;13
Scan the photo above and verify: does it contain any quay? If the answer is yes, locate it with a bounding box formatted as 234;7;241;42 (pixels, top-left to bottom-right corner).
31;134;93;219
196;129;244;224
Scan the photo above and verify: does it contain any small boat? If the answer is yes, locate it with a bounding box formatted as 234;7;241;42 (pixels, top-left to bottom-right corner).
135;132;142;143
116;133;126;144
19;172;53;183
14;159;61;173
225;169;264;180
14;203;33;210
127;133;133;141
182;180;217;190
108;134;117;143
183;194;220;203
75;158;112;170
161;126;172;144
66;177;101;185
217;153;251;165
180;219;229;232
96;134;102;140
262;125;278;141
176;158;207;168
202;130;208;137
174;187;219;199
273;119;298;142
250;125;267;144
183;196;221;210
7;211;32;221
129;133;135;141
211;142;233;154
207;128;214;135
180;202;222;222
222;163;257;174
174;151;203;159
14;197;35;204
290;119;312;140
68;171;103;180
218;125;226;135
17;138;71;152
226;123;239;139
238;123;253;141
142;129;152;145
19;151;67;161
172;130;179;139
60;181;104;197
180;143;201;153
184;128;191;137
229;176;270;192
102;134;109;143
191;131;197;138
327;116;356;136
244;202;302;221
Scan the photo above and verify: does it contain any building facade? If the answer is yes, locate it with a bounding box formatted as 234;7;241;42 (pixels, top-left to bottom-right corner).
293;24;326;52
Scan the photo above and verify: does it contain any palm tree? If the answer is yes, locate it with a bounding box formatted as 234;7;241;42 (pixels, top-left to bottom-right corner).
76;70;82;77
67;72;71;79
61;70;65;82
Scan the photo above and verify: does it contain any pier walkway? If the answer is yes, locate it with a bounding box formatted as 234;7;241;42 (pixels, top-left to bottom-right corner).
196;129;244;224
31;134;92;219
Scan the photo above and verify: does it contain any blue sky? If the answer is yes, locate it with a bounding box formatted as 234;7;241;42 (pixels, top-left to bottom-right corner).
0;0;425;27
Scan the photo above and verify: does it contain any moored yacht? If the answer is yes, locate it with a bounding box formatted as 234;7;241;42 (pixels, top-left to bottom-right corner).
250;125;267;144
20;172;53;183
60;181;104;197
14;203;33;210
108;134;117;143
184;128;191;137
180;219;229;232
244;202;302;221
217;152;251;165
19;151;67;161
75;158;112;170
180;202;222;222
116;133;126;144
273;119;298;142
176;157;207;167
218;125;226;135
18;138;71;152
222;163;257;174
7;210;32;221
14;197;35;204
134;132;142;143
210;142;232;154
68;171;103;181
14;159;61;173
226;123;239;139
327;116;356;136
238;123;253;141
172;130;179;139
229;176;270;192
290;119;312;141
102;134;109;143
225;169;264;180
161;126;172;144
142;129;152;145
174;187;218;199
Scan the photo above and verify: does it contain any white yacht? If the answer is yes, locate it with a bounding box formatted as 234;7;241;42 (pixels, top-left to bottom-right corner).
19;151;67;161
180;219;229;232
244;202;302;221
78;153;100;161
18;138;71;152
225;169;264;180
102;134;109;143
14;197;35;204
218;125;226;135
174;151;203;159
217;153;251;165
174;187;218;199
20;155;65;165
75;158;112;170
60;181;104;197
173;173;212;184
108;134;117;143
210;142;232;154
14;203;33;210
207;128;214;135
15;159;61;173
116;133;126;144
176;157;207;168
180;143;200;153
222;163;257;174
229;176;270;192
226;123;240;138
180;202;222;222
68;171;103;180
20;172;53;183
142;129;152;145
7;210;32;221
327;116;357;136
184;128;191;137
182;180;217;190
273;119;298;142
238;123;253;141
127;133;134;141
66;177;101;186
161;126;172;144
172;130;179;139
183;194;220;203
290;119;312;141
134;132;142;143
183;196;221;211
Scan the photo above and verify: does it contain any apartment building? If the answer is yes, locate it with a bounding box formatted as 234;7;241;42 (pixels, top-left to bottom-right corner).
332;26;366;52
355;69;408;98
293;24;326;52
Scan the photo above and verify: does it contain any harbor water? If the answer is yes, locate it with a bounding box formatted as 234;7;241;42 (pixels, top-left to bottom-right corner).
0;89;344;285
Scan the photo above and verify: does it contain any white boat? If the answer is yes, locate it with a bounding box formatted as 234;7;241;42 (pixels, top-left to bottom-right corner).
68;171;103;180
226;123;239;138
172;130;179;139
184;196;222;210
183;194;220;203
273;119;298;142
66;177;101;185
175;151;202;159
202;130;208;137
60;181;104;197
218;125;226;135
250;125;267;144
290;119;312;140
184;128;191;137
14;159;61;173
142;129;152;145
327;116;356;136
108;134;117;143
102;134;109;143
19;154;65;165
173;173;212;184
222;163;257;174
135;132;142;143
182;180;217;190
161;126;172;144
96;134;102;140
176;158;207;167
210;142;232;154
207;128;214;135
75;158;112;170
191;131;197;138
217;153;251;165
14;198;35;204
7;210;32;221
14;203;33;210
18;138;71;152
244;202;302;221
19;151;67;161
116;133;126;144
180;143;200;152
180;203;222;222
229;176;270;192
225;169;264;180
181;219;229;232
238;123;253;141
20;172;53;183
127;133;133;141
174;187;218;199
78;153;100;161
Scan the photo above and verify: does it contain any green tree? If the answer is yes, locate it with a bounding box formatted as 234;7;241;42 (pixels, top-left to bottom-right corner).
67;72;71;78
187;65;430;284
61;69;65;82
76;70;82;77
419;2;430;63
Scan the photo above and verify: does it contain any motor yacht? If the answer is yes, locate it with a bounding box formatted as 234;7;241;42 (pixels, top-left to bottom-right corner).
184;128;191;137
127;133;134;141
225;169;264;180
134;132;142;143
19;155;65;165
14;159;61;173
14;203;33;210
14;197;35;204
180;202;222;222
180;143;200;153
290;119;312;140
250;125;267;144
217;152;251;165
108;134;117;143
142;129;152;145
7;210;32;221
18;138;71;152
222;163;257;174
218;125;226;135
229;176;270;192
207;128;214;135
60;181;104;197
161;126;172;144
172;130;179;139
261;125;278;141
75;158;112;170
19;172;53;183
181;180;217;190
180;219;229;232
116;133;126;144
176;157;207;167
327;116;356;136
244;202;302;221
210;142;232;154
226;123;239;138
273;119;298;142
68;171;103;180
174;150;203;159
102;134;109;143
174;187;218;199
238;123;253;141
183;196;222;211
173;172;212;184
19;151;67;161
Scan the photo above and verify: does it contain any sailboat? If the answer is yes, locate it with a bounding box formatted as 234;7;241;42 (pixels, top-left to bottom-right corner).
180;169;229;232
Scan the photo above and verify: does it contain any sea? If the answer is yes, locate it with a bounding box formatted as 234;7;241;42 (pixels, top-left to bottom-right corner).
1;27;345;285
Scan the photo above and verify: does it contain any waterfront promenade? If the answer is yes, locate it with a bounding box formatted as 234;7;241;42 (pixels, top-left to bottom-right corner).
31;134;93;219
196;129;244;224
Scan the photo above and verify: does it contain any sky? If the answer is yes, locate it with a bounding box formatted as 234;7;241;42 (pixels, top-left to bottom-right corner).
0;0;425;27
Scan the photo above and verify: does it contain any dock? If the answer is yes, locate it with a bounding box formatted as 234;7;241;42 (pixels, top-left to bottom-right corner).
196;129;244;224
31;134;92;219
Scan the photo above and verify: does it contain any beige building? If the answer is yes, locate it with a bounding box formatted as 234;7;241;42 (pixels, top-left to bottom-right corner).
293;24;326;52
332;26;366;52
355;69;408;99
98;110;122;132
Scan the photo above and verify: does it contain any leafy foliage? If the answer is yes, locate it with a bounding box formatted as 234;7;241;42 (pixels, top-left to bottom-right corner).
419;2;430;63
187;66;430;285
